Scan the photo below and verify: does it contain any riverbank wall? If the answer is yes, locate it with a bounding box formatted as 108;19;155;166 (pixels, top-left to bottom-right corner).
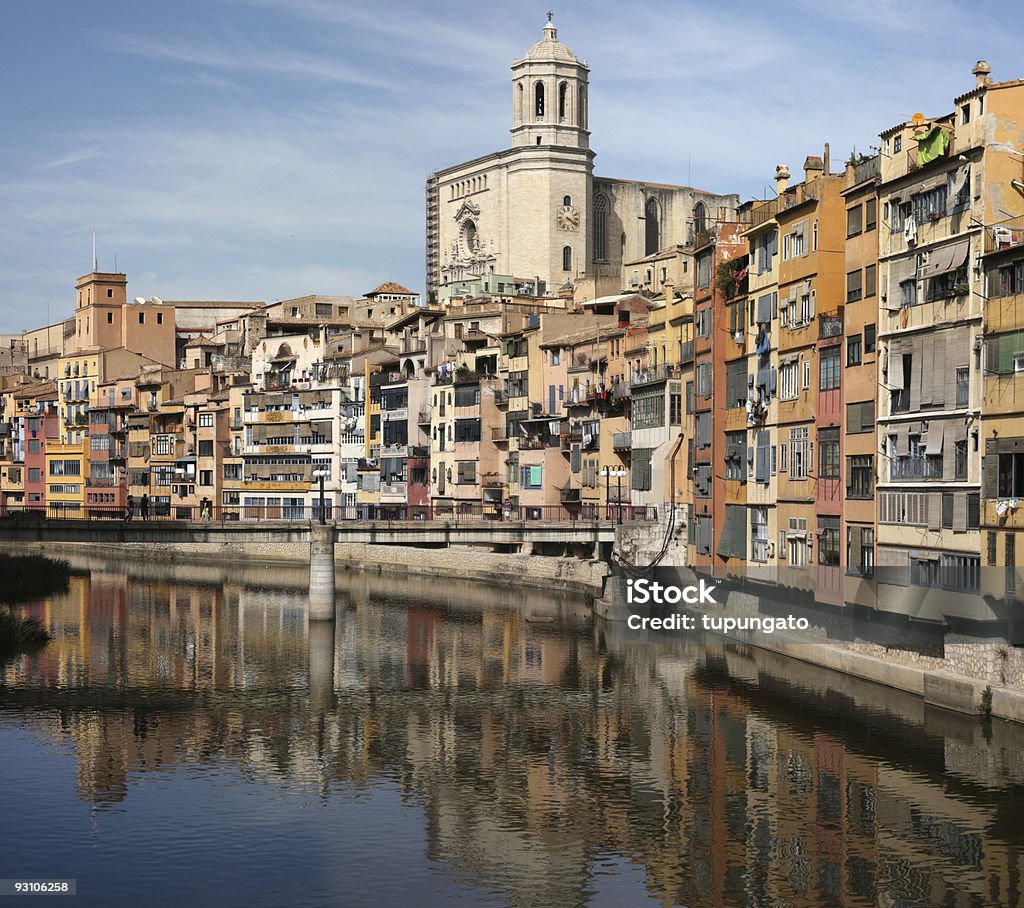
596;565;1024;726
1;539;609;599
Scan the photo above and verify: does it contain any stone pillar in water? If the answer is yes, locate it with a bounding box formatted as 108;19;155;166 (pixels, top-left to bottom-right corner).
308;617;335;708
309;522;336;621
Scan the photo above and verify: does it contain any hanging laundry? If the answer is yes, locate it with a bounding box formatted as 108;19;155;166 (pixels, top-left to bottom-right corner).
915;124;950;166
903;216;917;245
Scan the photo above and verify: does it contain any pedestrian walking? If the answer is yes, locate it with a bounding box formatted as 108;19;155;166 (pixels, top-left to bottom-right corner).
124;494;134;523
141;494;150;521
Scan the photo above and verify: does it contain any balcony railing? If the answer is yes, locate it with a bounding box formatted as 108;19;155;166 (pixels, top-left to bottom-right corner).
630;363;677;388
986;215;1024;254
819;310;844;339
890;456;943;481
678;340;694;364
559;487;581;504
613;431;632;450
890;390;910;414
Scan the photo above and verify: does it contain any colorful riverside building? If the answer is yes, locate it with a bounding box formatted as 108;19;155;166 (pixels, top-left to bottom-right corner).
873;62;1018;609
841;154;881;601
690;221;746;569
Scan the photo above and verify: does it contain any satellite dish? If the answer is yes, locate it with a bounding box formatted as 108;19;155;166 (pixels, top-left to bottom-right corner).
911;112;925;126
134;297;145;304
151;296;162;305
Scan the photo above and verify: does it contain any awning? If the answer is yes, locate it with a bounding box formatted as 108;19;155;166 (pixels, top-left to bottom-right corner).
920;238;969;279
716;505;747;559
924;420;945;454
888;255;917;287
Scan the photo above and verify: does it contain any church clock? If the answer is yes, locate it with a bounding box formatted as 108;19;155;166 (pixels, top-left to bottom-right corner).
557;204;580;231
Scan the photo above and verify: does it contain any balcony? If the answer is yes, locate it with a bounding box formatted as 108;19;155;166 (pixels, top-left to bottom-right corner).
819;309;844;339
890;390;910;414
678;340;694;364
380;481;408;500
890;456;943;481
491;426;508;442
611;382;632;402
631;363;678;388
986;215;1024;254
559;487;581;504
417;407;431;425
613;431;632;451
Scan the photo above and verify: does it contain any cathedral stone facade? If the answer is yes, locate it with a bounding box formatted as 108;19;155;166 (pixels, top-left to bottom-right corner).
425;18;739;302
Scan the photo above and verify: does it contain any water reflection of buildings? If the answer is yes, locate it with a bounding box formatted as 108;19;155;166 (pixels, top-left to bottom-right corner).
3;562;1024;905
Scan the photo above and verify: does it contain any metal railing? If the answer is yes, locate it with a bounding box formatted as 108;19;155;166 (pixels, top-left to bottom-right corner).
819;310;844;339
0;502;659;525
890;456;943;480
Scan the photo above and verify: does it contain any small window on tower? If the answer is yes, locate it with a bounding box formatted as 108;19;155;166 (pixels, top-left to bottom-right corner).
157;313;163;325
106;312;113;324
563;195;571;206
535;82;545;118
138;312;144;324
106;288;113;298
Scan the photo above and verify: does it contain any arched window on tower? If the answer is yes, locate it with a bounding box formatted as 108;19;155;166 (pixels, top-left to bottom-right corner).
645;197;660;256
563;195;572;206
593;193;608;262
517;83;524;123
578;85;587;128
535;82;545;119
693;201;707;238
563;245;572;272
558;82;567;121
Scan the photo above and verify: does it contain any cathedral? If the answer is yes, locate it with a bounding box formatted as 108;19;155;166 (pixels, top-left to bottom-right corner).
425;17;739;302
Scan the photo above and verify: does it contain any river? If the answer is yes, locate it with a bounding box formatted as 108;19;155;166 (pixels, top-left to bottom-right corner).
1;553;1023;907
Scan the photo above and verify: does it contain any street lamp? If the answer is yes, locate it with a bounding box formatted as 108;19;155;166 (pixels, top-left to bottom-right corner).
312;469;328;525
601;467;628;525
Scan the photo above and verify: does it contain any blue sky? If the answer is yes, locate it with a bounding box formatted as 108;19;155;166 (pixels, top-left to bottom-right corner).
0;0;1018;333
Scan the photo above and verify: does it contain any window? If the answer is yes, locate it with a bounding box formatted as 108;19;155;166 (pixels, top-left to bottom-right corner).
820;347;840;391
535;81;545;117
955;439;968;479
800;291;813;324
645;198;660;256
802;358;811;390
942;491;954;529
725;430;746;481
725;359;748;408
751;508;769;562
562;245;572;272
847;455;874;499
790;427;809;480
968;492;980;530
847;205;862;238
457;461;476;484
864;264;876;298
913;185;948;225
780;361;798;400
198;440;213;457
865;197;877;231
696;307;711;338
593;193;608;262
893;134;902;153
864;323;876;354
998;453;1024;497
669;389;682;425
107;312;113;324
631;449;653;491
138;312;145;324
847;335;862;366
696;252;712;289
199;470;213;487
818;516;840;566
818;428;840;478
846;399;875;434
955;367;969;407
846;269;863;303
787;518;808;566
900;279;917;308
199;413;213;427
520;465;542;489
695;362;712;399
962;104;971;125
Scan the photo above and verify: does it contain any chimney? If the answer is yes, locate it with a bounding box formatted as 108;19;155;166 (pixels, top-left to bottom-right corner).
775;164;791;196
972;60;992;89
823;143;831;175
803;155;824;183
